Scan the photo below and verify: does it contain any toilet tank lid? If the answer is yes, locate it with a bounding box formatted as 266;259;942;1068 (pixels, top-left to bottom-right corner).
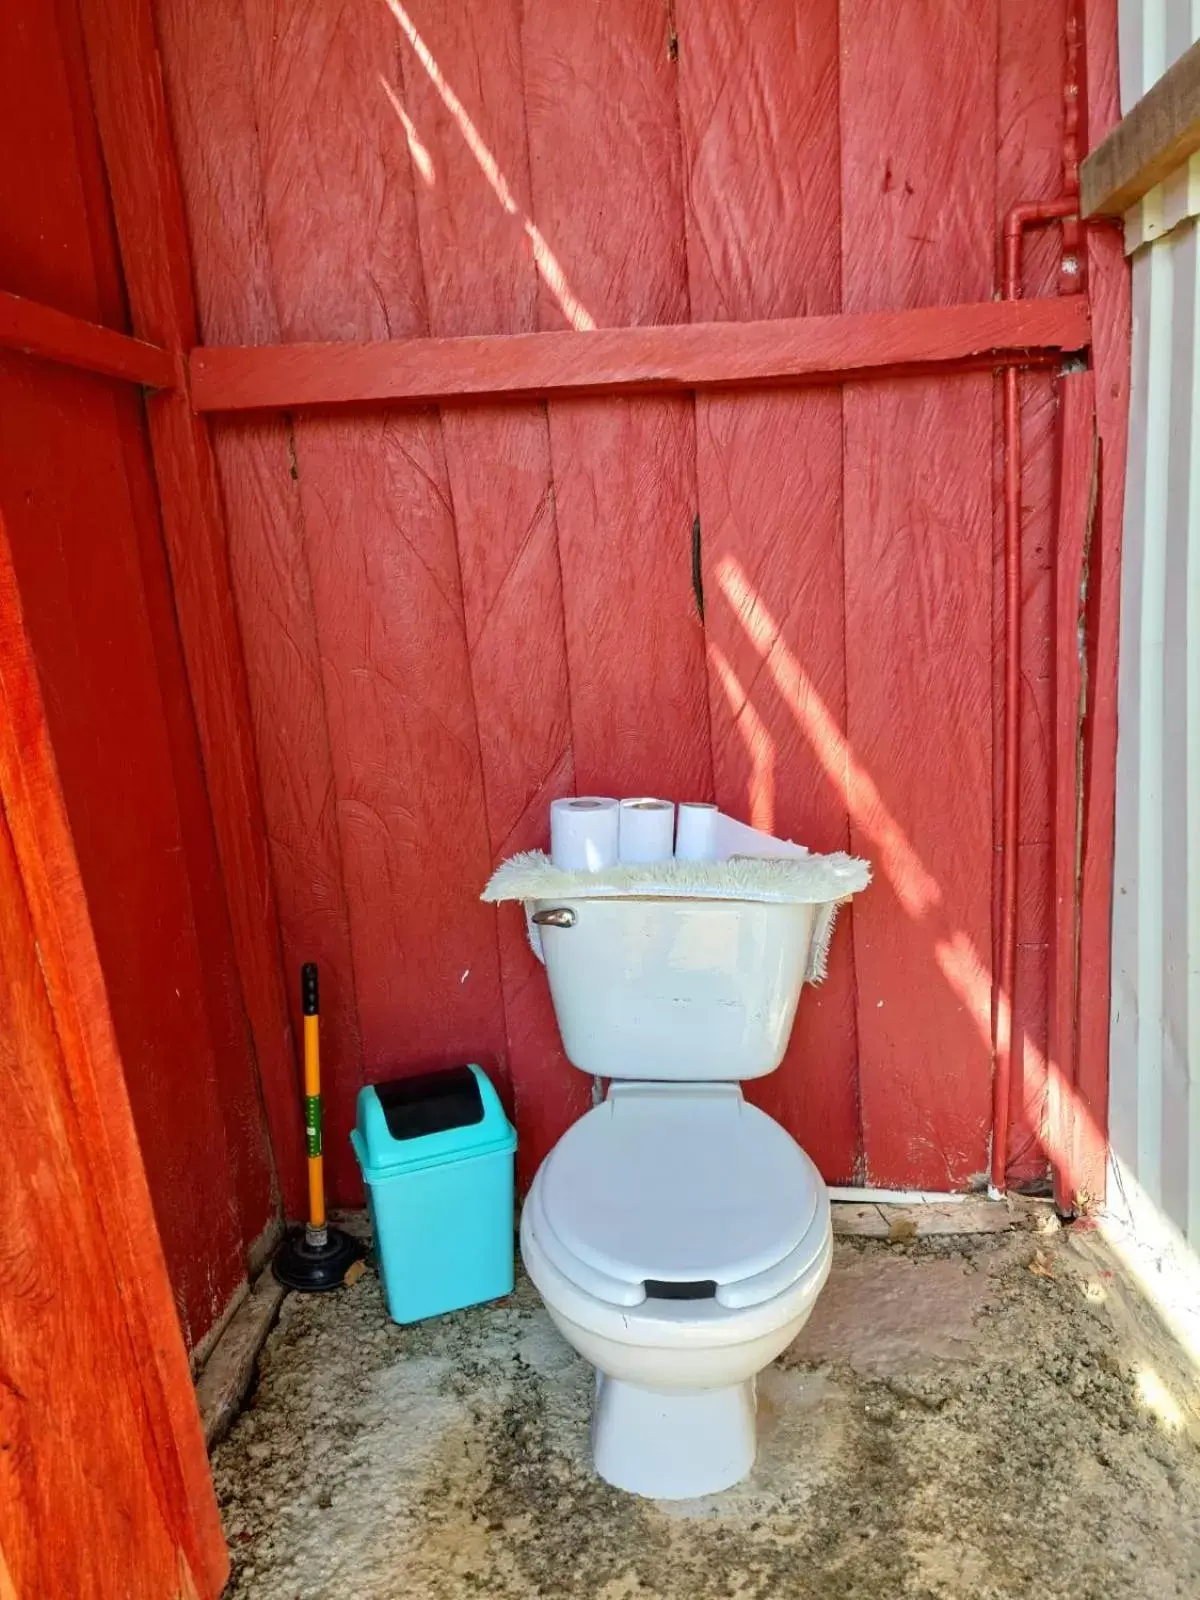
538;1085;824;1294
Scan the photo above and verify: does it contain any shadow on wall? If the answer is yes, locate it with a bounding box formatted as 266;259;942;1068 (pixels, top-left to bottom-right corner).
381;0;597;333
712;553;1088;1190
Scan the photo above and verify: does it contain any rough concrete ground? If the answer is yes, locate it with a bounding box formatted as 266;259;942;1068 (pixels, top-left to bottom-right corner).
214;1215;1200;1599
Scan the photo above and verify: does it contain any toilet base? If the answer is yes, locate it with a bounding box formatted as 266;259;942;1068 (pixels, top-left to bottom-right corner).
590;1373;757;1499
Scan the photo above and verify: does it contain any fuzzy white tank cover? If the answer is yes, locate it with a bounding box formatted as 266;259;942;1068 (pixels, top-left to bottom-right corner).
481;849;871;984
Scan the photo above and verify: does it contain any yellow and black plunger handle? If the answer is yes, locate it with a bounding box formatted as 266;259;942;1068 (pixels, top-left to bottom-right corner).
301;963;327;1245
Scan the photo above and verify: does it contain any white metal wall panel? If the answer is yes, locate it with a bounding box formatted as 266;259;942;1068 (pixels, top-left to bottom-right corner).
1110;0;1200;1242
1119;0;1199;111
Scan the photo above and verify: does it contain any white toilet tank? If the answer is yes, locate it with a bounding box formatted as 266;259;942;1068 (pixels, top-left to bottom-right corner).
533;897;817;1080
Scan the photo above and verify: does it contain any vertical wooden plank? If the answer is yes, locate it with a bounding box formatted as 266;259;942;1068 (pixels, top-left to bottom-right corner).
521;0;711;800
1048;369;1096;1207
1075;0;1132;1207
241;0;507;1092
155;0;365;1204
995;0;1068;1181
0;512;227;1598
393;0;585;1183
115;385;283;1256
0;357;250;1344
676;0;860;1180
59;0;281;1262
75;0;306;1215
840;0;998;1187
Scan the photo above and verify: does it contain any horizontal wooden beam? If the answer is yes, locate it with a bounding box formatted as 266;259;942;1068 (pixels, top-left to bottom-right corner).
1081;35;1200;217
0;290;176;389
189;296;1091;414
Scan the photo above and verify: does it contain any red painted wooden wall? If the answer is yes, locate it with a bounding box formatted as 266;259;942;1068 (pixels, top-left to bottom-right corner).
152;0;1126;1202
0;0;279;1350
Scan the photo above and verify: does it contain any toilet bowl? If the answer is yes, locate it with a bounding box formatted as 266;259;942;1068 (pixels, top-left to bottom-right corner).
520;894;839;1499
521;1082;831;1498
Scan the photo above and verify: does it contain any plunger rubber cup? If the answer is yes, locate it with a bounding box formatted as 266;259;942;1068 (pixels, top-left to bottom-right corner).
274;1223;362;1293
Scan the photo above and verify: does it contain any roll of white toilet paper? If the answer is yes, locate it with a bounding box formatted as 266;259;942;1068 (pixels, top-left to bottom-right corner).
675;803;808;861
675;801;721;862
618;797;676;863
719;815;809;860
550;796;620;871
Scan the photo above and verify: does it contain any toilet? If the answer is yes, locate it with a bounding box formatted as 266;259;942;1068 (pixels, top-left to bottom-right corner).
519;894;834;1500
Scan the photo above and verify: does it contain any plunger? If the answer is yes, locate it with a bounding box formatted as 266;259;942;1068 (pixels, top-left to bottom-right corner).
274;963;362;1291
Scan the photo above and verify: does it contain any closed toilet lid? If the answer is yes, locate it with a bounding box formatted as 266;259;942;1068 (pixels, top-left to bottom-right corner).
535;1084;828;1309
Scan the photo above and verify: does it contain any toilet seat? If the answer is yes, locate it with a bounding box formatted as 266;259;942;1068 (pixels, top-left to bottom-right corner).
527;1083;830;1312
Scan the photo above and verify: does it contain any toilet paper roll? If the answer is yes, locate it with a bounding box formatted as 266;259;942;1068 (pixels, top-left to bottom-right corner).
674;803;809;862
719;815;809;860
550;796;620;871
618;797;676;864
675;801;721;862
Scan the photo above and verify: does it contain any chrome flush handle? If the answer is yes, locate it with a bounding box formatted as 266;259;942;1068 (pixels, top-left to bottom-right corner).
530;907;577;928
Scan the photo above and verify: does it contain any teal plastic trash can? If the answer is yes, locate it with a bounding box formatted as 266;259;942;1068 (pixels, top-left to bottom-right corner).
351;1064;516;1324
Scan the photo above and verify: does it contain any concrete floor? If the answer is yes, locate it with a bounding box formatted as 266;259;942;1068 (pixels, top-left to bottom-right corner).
215;1214;1200;1599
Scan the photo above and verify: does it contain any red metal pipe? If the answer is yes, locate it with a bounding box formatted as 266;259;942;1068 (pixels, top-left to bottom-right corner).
992;197;1080;1196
